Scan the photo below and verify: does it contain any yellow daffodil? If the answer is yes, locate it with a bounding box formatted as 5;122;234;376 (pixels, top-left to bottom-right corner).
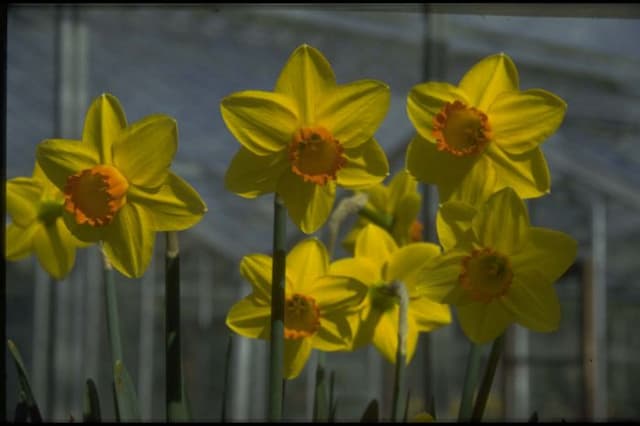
222;44;390;234
406;53;566;204
36;93;207;278
343;170;424;252
418;188;577;344
226;238;364;379
330;224;451;365
6;164;89;279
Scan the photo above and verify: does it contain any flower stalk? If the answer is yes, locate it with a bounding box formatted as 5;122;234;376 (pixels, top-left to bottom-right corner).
471;333;506;422
165;231;190;421
458;341;483;422
390;281;409;422
269;194;287;421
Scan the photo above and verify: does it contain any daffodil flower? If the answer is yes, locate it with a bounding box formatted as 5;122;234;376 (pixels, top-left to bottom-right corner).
222;44;390;234
343;170;424;252
6;164;89;279
330;224;451;365
226;238;363;379
419;188;577;344
36;93;207;278
406;53;566;204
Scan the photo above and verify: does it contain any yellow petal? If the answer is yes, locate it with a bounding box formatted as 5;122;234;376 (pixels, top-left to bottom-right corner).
336;138;389;189
82;93;127;164
415;250;466;303
448;154;498;207
101;203;155;278
366;183;389;213
385;243;440;285
329;257;381;286
352;304;382;349
6;178;41;227
6;223;37;260
221;90;299;156
456;300;514;344
409;297;452;331
286;238;328;293
36;139;100;189
112;114;177;190
486;145;550;199
129;172;206;232
283;338;313;380
309;275;366;313
391;193;421;246
277;170;335;234
511;227;577;285
224;147;289;198
312;315;354;352
501;271;561;332
458;53;519;112
33;219;76;280
407;82;470;143
226;298;270;339
472;188;529;254
404;319;420;365
436;201;477;252
388;170;417;213
317;80;390;149
275;44;335;124
372;308;401;364
410;412;435;422
490;89;567;155
405;134;476;202
240;254;273;306
355;223;397;265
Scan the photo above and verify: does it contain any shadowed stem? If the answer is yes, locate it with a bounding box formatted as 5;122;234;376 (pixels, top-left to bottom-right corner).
313;351;328;422
165;232;190;421
471;334;505;422
458;341;483;421
102;245;123;367
269;194;286;421
390;281;409;422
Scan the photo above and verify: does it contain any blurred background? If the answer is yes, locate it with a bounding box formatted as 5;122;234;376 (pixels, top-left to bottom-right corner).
5;3;640;421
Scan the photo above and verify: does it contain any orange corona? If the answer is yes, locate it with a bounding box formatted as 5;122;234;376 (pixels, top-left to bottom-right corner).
433;100;491;157
459;247;513;303
289;126;347;185
63;164;129;227
284;293;321;340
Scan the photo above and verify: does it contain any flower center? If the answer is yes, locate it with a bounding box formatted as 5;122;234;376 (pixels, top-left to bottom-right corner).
63;165;129;227
409;219;424;242
289;126;347;185
38;199;64;226
284;293;321;340
459;247;513;303
433;100;491;157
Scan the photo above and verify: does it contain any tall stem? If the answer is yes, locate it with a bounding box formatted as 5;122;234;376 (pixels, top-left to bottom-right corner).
471;334;505;422
102;246;122;366
458;342;482;421
390;281;408;422
269;194;286;421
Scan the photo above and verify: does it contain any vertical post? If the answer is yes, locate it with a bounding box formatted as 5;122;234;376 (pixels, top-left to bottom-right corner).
584;196;607;420
503;326;530;420
31;262;53;415
420;4;448;417
1;3;7;421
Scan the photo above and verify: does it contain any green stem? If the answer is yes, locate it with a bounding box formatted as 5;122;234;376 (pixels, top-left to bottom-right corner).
458;342;483;422
390;281;408;422
102;246;123;366
221;334;233;422
313;351;328;422
471;334;505;422
359;205;393;230
165;232;190;421
269;194;286;421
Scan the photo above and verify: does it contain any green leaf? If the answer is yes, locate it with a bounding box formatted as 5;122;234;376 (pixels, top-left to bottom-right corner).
83;378;102;422
360;399;379;423
113;360;140;421
7;339;42;422
403;389;411;423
